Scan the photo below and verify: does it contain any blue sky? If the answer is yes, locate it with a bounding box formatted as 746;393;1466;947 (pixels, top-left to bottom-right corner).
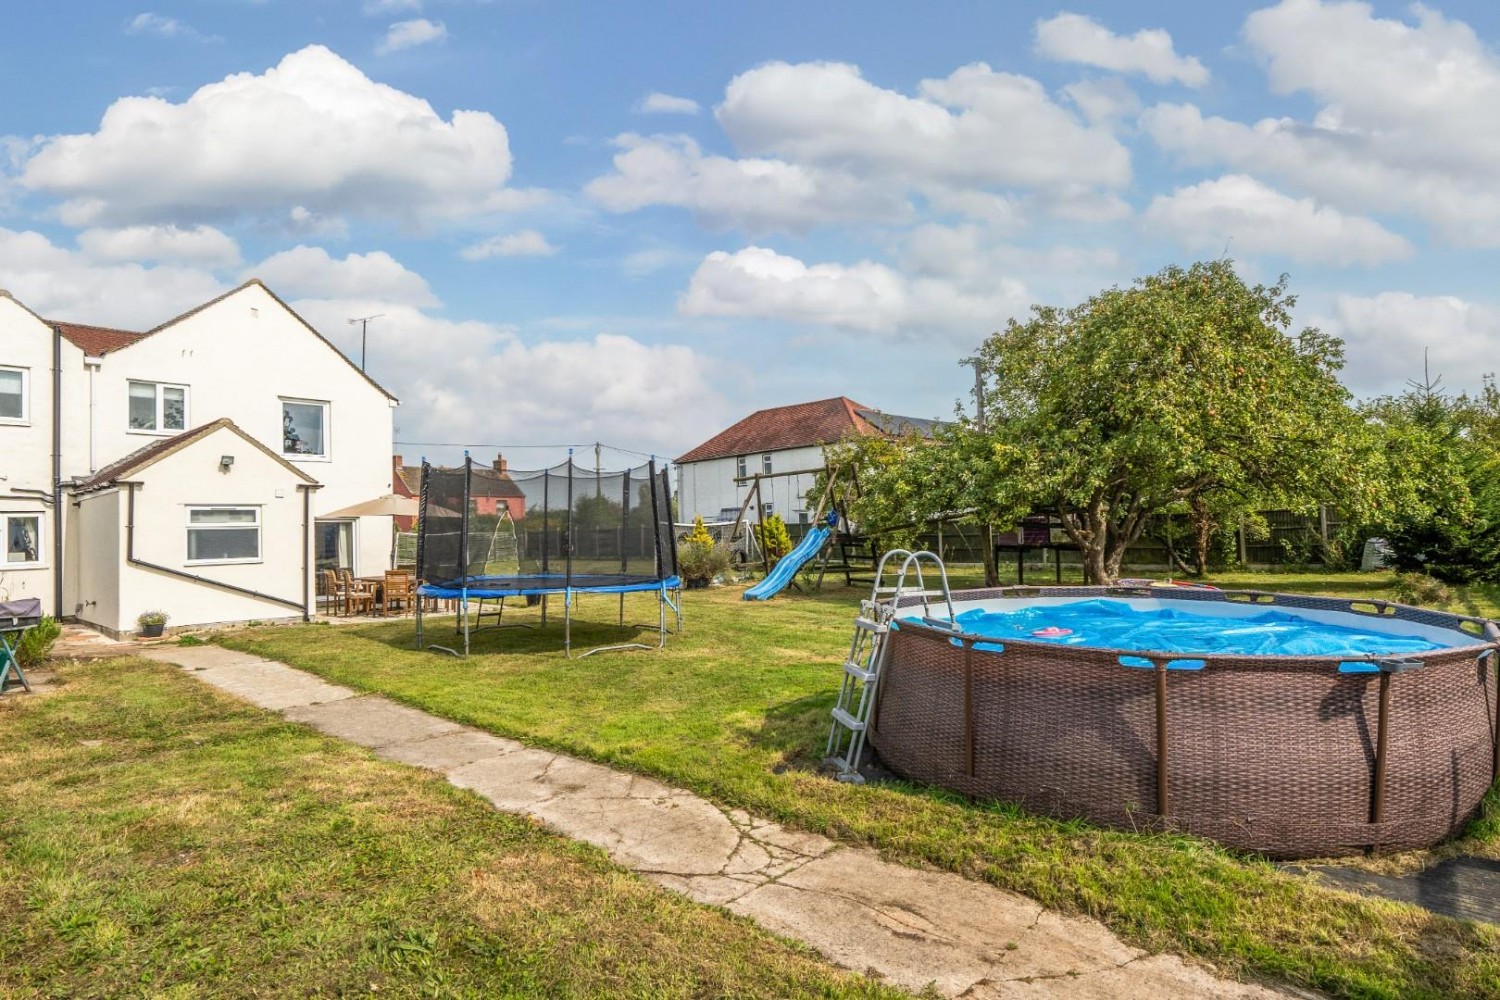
4;0;1499;467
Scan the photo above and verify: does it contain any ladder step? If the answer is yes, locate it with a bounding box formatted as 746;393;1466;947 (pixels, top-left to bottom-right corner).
853;618;888;633
872;587;947;597
844;660;876;681
830;707;866;731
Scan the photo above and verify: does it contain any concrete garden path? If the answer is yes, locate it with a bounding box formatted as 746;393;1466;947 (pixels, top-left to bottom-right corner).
142;644;1305;999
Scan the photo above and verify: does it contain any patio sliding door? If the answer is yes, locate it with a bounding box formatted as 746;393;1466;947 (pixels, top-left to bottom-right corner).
315;519;355;575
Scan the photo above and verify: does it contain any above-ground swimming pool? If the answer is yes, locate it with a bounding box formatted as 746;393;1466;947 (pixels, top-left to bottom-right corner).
870;586;1500;858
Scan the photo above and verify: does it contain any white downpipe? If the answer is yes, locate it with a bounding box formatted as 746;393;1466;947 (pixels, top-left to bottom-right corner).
85;356;101;473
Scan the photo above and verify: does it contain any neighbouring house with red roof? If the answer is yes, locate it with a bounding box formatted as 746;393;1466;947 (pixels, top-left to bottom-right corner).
674;397;939;526
393;453;526;531
0;280;398;635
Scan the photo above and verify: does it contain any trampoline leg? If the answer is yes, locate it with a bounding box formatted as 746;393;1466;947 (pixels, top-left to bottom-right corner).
658;588;666;649
415;597;424;648
542;594;548;627
564;590;572;658
463;595;470;657
619;592;625;626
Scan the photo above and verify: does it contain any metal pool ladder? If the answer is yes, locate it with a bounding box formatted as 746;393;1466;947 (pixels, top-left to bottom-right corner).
825;550;956;783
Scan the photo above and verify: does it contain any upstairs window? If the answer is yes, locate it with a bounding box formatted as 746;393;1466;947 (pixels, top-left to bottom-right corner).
0;367;27;423
735;455;747;479
128;381;187;433
5;514;42;566
186;507;260;563
762;453;773;475
282;398;329;458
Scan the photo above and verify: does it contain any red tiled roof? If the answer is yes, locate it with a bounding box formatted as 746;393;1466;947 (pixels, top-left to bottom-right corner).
49;321;149;356
676;397;881;464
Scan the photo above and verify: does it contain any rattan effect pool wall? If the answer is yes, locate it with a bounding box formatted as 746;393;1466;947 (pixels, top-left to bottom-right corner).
871;586;1500;858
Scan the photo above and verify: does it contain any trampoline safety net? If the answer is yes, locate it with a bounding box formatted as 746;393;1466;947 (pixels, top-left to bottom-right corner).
416;456;679;593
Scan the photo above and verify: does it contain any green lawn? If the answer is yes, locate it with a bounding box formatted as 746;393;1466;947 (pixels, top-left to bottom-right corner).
0;657;910;999
215;571;1500;1000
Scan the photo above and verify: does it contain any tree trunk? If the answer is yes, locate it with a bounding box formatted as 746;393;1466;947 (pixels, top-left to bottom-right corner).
1190;496;1213;576
980;523;999;587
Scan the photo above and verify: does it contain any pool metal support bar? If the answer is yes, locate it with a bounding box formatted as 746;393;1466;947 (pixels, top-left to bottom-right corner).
1155;662;1170;818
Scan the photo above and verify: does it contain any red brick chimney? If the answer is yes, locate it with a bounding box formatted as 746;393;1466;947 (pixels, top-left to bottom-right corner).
493;453;508;474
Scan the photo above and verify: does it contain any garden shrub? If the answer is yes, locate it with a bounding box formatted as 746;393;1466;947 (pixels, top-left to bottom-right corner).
754;514;793;561
16;616;61;667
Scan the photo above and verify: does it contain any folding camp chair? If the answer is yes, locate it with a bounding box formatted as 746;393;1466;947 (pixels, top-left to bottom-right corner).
0;597;41;694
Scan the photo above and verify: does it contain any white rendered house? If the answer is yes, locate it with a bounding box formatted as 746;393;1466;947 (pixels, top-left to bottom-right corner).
675;397;939;528
0;280;398;634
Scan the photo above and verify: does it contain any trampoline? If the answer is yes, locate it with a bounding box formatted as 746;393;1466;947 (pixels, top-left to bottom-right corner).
414;453;681;657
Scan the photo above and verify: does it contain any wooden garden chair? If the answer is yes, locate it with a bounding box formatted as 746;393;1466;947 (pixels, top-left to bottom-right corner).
339;569;376;616
382;570;414;616
319;569;341;616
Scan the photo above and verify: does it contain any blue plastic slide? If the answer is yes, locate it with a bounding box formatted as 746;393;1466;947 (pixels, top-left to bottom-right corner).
742;525;831;600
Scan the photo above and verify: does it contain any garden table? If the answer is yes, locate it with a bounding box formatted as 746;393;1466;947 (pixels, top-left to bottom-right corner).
0;597;41;694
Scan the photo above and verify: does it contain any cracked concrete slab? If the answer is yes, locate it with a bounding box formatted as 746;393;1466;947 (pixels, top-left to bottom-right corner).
283;695;464;748
156;645;1302;1000
140;645;272;671
375;729;525;769
140;648;356;710
970;953;1291;999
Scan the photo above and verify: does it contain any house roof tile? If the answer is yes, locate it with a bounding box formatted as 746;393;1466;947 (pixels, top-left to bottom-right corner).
672;396;947;464
49;321;149;356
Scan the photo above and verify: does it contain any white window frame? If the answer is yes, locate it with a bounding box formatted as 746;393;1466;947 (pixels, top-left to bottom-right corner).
185;506;262;566
762;453;773;475
0;366;29;426
3;512;44;568
281;397;331;461
735;455;747;479
127;380;189;435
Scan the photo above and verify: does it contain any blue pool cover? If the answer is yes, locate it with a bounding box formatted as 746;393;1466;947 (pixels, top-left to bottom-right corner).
941;599;1451;657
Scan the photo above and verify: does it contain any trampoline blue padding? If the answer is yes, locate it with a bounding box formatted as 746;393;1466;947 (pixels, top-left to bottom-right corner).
419;575;682;599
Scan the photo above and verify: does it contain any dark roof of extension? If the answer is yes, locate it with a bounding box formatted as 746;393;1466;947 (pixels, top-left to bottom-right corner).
48;279;396;401
72;417;321;493
675;396;938;464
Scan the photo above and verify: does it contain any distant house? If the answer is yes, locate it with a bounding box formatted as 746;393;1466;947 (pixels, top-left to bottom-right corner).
393;453;526;529
675;396;938;526
0;280;398;635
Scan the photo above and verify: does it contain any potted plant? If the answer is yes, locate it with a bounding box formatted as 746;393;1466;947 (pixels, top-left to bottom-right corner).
137;610;169;638
677;518;733;588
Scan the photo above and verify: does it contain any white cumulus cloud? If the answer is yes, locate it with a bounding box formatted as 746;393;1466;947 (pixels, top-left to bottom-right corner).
1143;0;1500;245
289;298;730;455
679;245;1030;341
0;227;227;329
586;133;908;233
250;246;439;308
376;18;447;55
1314;291;1500;396
589;59;1130;231
1143;174;1413;266
77;224;242;267
1034;12;1208;86
19;45;515;229
636;92;700;115
460;230;559;260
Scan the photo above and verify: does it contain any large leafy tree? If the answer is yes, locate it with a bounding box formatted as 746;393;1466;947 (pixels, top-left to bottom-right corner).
942;260;1366;584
